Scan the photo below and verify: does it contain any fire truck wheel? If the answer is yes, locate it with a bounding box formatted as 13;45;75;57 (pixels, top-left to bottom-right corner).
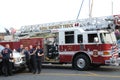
74;54;90;71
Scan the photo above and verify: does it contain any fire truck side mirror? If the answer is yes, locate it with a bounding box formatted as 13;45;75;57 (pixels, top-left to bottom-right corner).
94;37;99;43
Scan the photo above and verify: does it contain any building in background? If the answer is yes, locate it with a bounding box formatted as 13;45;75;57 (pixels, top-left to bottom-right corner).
0;33;5;41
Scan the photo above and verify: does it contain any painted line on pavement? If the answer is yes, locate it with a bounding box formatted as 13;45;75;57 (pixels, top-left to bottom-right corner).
85;71;99;76
20;72;120;78
39;73;120;78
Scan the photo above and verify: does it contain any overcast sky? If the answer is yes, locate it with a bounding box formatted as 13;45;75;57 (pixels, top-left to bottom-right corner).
0;0;120;32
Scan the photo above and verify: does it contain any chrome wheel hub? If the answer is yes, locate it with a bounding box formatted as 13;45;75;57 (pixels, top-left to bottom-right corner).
77;58;85;68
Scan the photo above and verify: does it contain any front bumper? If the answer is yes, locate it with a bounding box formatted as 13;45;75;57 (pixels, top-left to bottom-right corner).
105;57;120;66
14;61;26;68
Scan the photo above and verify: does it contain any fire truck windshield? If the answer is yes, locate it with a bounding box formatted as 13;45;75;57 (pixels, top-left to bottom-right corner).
100;32;116;44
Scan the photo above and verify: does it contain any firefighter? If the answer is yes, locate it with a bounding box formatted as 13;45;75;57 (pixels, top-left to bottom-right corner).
29;45;36;73
17;44;24;53
34;45;44;74
23;47;31;72
1;44;13;76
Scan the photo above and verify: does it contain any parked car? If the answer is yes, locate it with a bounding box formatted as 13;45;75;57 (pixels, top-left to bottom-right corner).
0;45;26;74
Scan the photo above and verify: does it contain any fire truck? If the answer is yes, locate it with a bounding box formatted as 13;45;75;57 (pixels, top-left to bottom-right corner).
1;15;120;70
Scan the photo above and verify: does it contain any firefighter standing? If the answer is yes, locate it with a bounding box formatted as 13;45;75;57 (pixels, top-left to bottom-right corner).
1;44;13;76
35;45;44;74
17;44;24;53
29;45;36;73
23;47;31;72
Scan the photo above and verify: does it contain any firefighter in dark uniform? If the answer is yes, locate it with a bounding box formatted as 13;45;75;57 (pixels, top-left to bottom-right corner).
1;44;13;76
35;45;44;74
17;44;24;53
23;47;31;72
29;45;36;73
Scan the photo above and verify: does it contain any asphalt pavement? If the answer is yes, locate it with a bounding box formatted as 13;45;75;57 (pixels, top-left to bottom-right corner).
0;65;120;80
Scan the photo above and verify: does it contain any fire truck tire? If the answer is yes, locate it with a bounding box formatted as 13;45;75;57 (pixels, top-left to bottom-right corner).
74;54;90;71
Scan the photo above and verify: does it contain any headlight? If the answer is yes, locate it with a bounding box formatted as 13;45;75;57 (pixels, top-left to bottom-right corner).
103;51;110;55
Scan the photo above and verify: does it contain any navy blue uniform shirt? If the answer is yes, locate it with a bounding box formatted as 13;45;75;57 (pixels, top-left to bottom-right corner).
24;50;30;60
17;48;24;53
1;48;12;59
29;48;35;54
35;49;43;59
29;48;36;58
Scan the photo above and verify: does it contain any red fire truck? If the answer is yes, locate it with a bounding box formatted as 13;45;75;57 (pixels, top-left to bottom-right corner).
1;15;120;70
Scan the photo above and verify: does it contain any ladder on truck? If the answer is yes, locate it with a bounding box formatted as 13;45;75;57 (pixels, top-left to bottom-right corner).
17;15;119;36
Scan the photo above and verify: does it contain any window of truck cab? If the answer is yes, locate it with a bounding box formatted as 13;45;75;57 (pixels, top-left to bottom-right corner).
100;32;116;44
77;34;83;43
88;33;98;43
65;31;74;44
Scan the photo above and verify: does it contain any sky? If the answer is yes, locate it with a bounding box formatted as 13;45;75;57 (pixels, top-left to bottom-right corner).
0;0;120;32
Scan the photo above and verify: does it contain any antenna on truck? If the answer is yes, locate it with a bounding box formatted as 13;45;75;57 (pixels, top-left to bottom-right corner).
76;0;84;20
